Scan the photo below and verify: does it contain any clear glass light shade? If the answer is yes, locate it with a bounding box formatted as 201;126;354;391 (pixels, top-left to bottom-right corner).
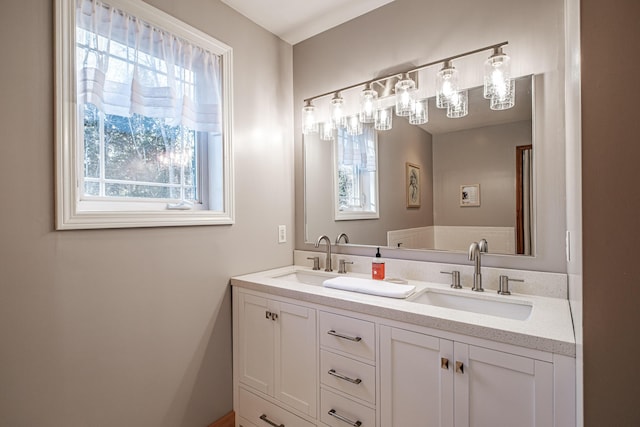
447;90;468;118
320;121;334;140
490;79;516;110
484;48;511;100
436;63;459;109
331;93;345;129
346;115;363;135
375;106;393;131
395;74;416;116
409;98;428;125
359;86;378;123
302;102;318;134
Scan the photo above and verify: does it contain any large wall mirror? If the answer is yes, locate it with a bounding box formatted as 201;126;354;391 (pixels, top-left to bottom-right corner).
304;75;534;256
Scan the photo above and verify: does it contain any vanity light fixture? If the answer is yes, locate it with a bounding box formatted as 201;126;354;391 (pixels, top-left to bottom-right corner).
490;78;516;110
330;92;345;129
302;100;318;135
346;114;363;135
447;90;469;118
359;83;378;123
320;120;334;140
484;46;512;101
301;41;513;133
394;73;416;117
436;61;459;109
375;105;393;130
409;98;428;125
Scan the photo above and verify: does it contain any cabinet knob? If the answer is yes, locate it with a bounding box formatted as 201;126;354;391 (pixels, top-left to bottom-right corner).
441;357;449;370
455;361;464;374
265;311;271;319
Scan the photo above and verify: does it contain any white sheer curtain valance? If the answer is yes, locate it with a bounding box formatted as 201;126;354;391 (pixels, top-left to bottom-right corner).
337;125;377;171
76;0;222;133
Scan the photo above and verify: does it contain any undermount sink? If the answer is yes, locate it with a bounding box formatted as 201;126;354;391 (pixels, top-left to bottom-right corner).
407;289;532;320
273;270;337;286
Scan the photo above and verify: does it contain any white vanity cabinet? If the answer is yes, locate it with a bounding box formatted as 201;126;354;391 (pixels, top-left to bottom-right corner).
380;325;554;427
232;271;575;427
236;291;317;420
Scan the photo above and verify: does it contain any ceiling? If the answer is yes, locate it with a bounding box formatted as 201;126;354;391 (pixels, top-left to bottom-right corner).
220;0;395;45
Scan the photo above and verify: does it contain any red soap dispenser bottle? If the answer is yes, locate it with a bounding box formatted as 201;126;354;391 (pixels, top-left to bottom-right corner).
372;247;385;280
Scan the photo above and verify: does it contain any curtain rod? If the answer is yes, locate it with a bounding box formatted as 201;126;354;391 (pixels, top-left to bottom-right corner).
303;41;508;103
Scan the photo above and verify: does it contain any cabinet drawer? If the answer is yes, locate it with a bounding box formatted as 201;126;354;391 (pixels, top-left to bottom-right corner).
320;388;376;427
239;387;315;427
320;312;375;362
237;416;257;427
320;350;375;404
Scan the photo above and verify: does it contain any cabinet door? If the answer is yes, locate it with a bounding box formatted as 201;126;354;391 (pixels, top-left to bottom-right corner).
273;301;317;417
380;326;454;427
238;293;274;395
453;343;553;427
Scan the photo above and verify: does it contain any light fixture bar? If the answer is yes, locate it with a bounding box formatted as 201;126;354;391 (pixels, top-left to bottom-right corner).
303;41;508;104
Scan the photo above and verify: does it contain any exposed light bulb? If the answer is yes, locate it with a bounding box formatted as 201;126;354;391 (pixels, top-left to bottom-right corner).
360;84;378;124
484;47;511;100
331;92;345;129
436;61;459;109
395;74;416;117
302;100;318;134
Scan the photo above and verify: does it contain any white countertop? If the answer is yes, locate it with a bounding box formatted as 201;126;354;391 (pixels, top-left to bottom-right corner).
231;265;576;357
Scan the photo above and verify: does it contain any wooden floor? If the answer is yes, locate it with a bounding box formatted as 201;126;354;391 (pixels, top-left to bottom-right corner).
208;410;234;427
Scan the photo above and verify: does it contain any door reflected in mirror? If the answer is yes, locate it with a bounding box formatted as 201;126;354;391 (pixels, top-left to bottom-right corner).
304;75;534;256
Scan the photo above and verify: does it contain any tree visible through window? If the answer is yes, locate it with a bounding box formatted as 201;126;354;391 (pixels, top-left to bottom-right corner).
83;105;200;201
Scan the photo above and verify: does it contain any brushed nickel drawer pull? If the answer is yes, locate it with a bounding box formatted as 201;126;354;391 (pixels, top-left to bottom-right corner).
328;368;362;384
328;409;362;426
259;414;284;427
327;329;362;342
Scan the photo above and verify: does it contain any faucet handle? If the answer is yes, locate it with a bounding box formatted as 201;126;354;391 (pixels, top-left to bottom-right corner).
498;275;524;295
338;259;353;274
307;256;320;271
441;271;462;289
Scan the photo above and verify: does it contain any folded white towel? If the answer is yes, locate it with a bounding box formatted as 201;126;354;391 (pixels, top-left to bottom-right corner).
323;276;415;299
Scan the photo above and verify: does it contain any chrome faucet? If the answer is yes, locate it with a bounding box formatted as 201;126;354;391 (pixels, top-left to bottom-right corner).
335;232;350;244
468;239;489;292
315;235;333;272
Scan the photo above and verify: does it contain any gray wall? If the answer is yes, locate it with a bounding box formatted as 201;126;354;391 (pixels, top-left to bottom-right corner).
305;117;433;246
0;1;293;426
293;0;567;272
433;120;532;227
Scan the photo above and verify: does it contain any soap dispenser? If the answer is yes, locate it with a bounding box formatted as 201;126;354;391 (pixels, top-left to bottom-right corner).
372;247;385;280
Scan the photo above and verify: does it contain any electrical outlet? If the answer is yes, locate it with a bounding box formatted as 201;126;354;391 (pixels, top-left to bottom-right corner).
278;225;287;243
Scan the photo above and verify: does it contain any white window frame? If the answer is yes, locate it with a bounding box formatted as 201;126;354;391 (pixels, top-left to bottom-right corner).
55;0;234;229
333;127;379;221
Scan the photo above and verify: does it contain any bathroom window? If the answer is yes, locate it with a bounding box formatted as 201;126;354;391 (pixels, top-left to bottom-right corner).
55;0;234;229
334;124;379;220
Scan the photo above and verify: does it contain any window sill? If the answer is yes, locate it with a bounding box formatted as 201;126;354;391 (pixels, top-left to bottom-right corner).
56;208;234;230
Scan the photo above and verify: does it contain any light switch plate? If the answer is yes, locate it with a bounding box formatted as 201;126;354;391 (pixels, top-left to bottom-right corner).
278;225;286;243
